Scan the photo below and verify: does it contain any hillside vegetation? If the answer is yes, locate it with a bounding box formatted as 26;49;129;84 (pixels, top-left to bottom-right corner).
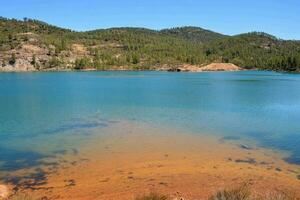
0;17;300;72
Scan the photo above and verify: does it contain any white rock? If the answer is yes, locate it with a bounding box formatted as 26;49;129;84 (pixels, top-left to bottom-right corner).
0;185;9;199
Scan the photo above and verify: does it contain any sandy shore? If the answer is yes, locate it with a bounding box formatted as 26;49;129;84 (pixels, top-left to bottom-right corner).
162;63;244;72
0;184;9;199
4;121;300;200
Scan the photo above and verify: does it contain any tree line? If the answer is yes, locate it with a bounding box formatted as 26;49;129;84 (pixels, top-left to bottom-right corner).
0;17;299;71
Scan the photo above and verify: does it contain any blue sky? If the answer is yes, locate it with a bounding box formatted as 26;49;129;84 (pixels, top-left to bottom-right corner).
1;0;300;39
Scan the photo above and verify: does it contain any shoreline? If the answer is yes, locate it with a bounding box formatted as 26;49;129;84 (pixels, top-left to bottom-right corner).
1;66;297;74
0;62;247;73
0;68;252;73
3;121;300;200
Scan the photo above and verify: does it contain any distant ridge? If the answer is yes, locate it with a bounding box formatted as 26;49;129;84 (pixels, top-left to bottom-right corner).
0;17;299;72
160;26;227;43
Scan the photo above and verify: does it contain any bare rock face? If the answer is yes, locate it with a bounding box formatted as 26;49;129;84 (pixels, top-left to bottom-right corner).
160;63;243;72
21;44;46;54
14;59;36;71
0;59;36;72
199;63;243;71
71;44;88;55
0;185;9;199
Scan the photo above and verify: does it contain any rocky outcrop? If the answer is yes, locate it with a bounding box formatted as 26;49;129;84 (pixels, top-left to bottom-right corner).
0;59;36;72
198;63;243;71
161;63;243;72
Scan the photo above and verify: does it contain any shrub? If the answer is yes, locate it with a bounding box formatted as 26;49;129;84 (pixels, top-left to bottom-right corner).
74;57;92;70
9;53;16;65
48;57;61;68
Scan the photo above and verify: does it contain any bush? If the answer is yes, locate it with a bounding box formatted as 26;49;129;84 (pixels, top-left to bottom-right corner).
48;57;61;67
74;57;92;70
9;53;16;65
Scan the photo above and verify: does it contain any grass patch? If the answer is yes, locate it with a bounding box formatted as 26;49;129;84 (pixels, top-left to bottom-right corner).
135;192;170;200
209;185;251;200
209;186;299;200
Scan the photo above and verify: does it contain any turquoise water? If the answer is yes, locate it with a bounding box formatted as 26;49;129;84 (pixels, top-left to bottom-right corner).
1;71;300;174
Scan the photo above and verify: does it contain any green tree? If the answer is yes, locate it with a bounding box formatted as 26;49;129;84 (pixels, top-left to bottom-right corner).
132;54;140;64
49;57;61;68
74;57;91;70
9;53;16;65
31;55;36;66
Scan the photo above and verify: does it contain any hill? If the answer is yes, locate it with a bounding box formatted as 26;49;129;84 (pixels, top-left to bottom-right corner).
0;17;300;72
160;26;227;43
203;32;300;71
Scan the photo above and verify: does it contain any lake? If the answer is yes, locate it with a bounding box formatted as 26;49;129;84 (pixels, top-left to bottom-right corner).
1;71;300;197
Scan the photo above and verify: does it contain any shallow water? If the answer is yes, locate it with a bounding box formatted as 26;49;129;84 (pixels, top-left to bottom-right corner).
0;70;300;175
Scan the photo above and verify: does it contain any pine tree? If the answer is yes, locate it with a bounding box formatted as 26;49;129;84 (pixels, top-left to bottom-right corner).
9;53;16;65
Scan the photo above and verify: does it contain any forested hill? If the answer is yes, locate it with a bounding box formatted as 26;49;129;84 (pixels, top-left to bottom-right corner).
160;26;227;43
0;17;300;72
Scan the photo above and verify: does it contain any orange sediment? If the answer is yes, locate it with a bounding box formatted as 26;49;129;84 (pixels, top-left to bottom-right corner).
9;121;300;200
